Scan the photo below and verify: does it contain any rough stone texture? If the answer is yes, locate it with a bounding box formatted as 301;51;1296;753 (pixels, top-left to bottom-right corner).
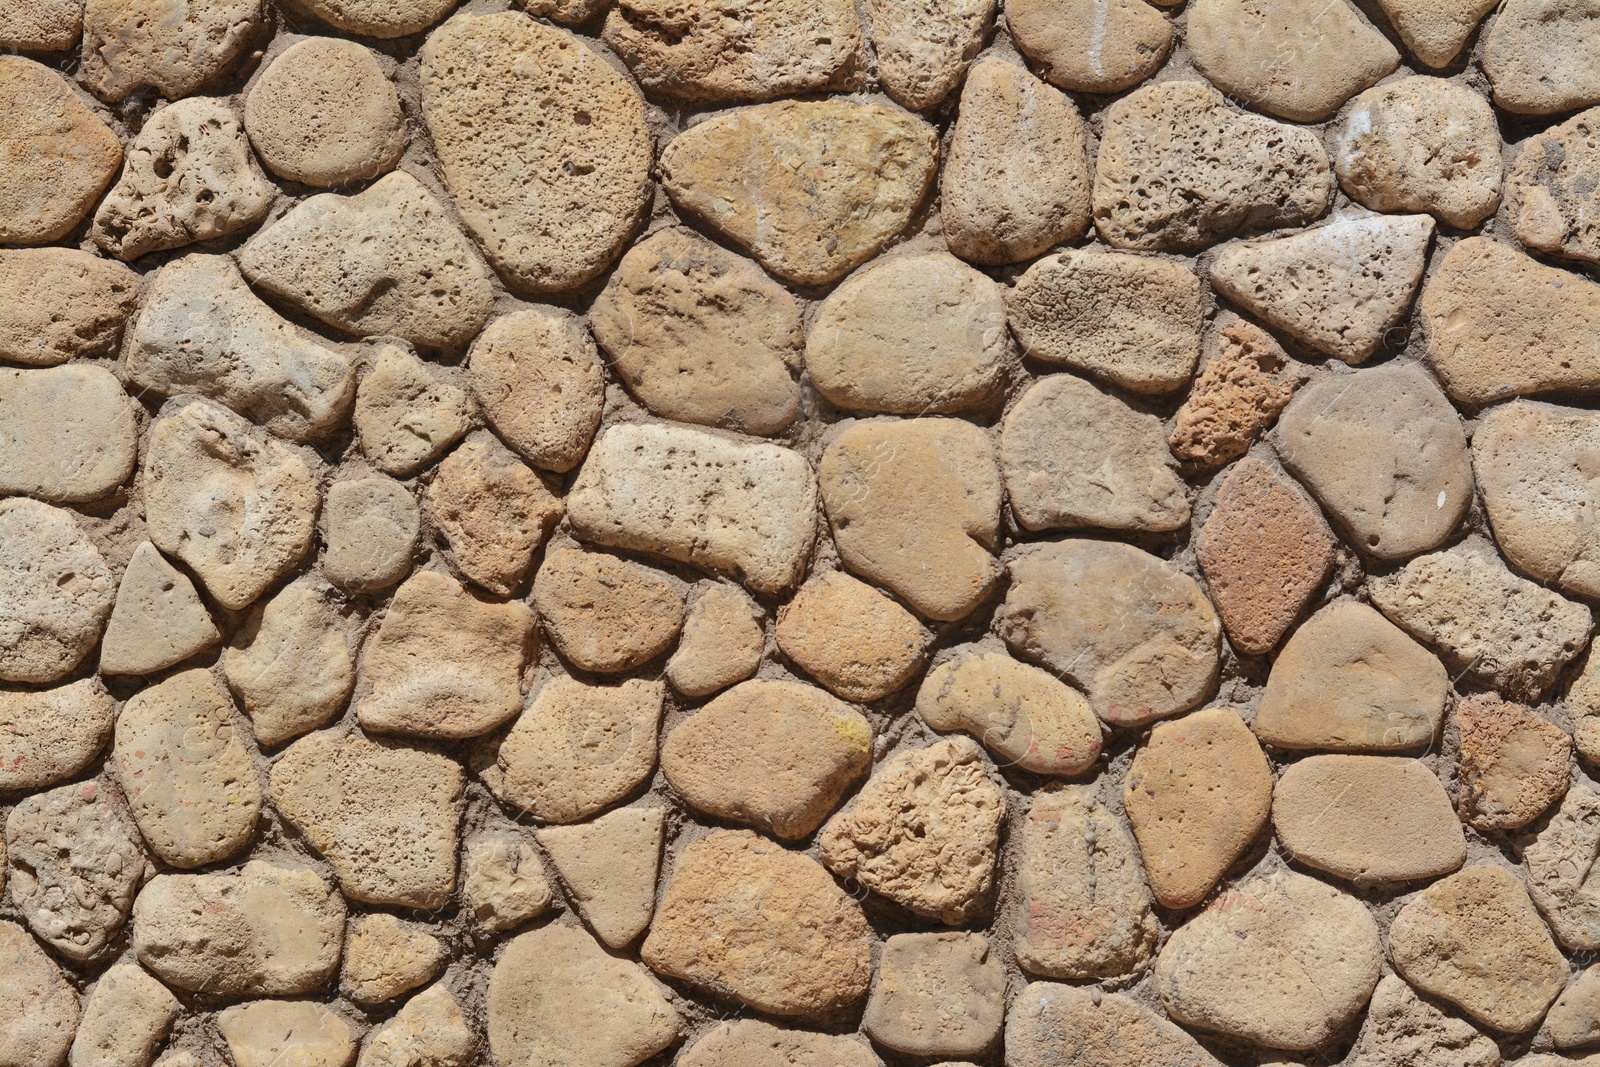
80;0;260;101
342;913;446;1005
0;0;81;50
0;248;140;366
0;680;115;793
641;829;873;1017
0;365;139;502
996;539;1222;728
357;983;474;1067
461;831;553;935
1548;966;1600;1049
1389;865;1570;1034
1092;80;1331;252
677;1021;884;1067
660;100;939;286
666;584;764;698
223;579;354;748
99;542;220;676
1376;0;1497;66
940;56;1091;266
322;476;418;593
865;0;993;110
1124;708;1273;909
1525;785;1600;950
1154;870;1383;1049
466;307;606;473
1006;0;1171;93
1168;321;1300;467
1457;693;1572;832
69;962;180;1067
537;806;664;949
0;498;115;684
1483;0;1600;115
1510;107;1600;268
0;920;80;1067
533;547;684;674
217;1001;354;1067
353;345;471;477
1574;648;1600;766
776;570;928;702
1006;984;1222;1067
292;0;455;37
0;57;121;245
862;932;1004;1057
429;434;564;597
1353;974;1502;1067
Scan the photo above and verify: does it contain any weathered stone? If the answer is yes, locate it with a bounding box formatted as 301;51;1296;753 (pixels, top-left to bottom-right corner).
1510;107;1600;268
570;422;816;593
239;170;495;351
533;547;683;673
679;1021;881;1067
1006;984;1222;1067
1333;78;1503;229
1458;693;1572;832
430;435;564;597
996;540;1222;728
865;0;992;110
666;584;764;698
0;0;81;50
100;543;220;677
820;418;1001;621
0;920;79;1067
244;37;404;188
1092;80;1331;252
641;830;873;1017
70;962;181;1067
0;248;139;366
1390;864;1569;1033
1169;321;1300;467
1273;364;1473;560
523;0;609;23
224;579;354;748
0;680;115;793
1573;648;1600;766
466;308;605;473
81;0;260;101
353;345;471;476
0;498;115;684
1547;966;1600;1050
863;932;1003;1058
1484;0;1600;114
1155;869;1383;1049
1376;0;1497;66
217;1001;354;1067
776;571;927;702
322;476;417;593
0;365;138;502
1525;785;1600;950
662;678;870;840
292;0;455;37
660;100;938;286
357;983;474;1067
1007;0;1170;92
537;806;664;949
342;913;446;1005
940;57;1091;266
1353;974;1501;1067
461;831;553;935
0;57;121;244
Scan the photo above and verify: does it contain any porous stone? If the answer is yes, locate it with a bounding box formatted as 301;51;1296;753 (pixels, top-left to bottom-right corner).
863;932;1004;1058
357;983;474;1067
1353;974;1501;1067
1510;107;1600;268
641;829;873;1017
224;579;355;748
0;248;139;366
239;170;495;351
0;0;81;50
81;0;260;101
70;963;181;1067
461;831;553;935
244;37;404;187
677;1021;882;1067
217;1001;354;1067
1006;984;1222;1067
0;56;121;244
356;569;534;739
533;547;684;673
660;99;938;286
864;0;992;110
666;584;764;698
1092;80;1331;252
523;0;609;22
1524;785;1600;950
0;365;138;502
592;229;801;435
1006;0;1171;93
0;920;79;1067
353;345;471;477
1483;0;1600;115
776;571;927;702
1389;864;1569;1034
1154;869;1383;1049
662;678;870;841
568;422;818;595
996;539;1222;728
820;418;1001;621
940;56;1091;266
430;435;564;597
537;806;664;949
1169;322;1300;467
1002;373;1190;534
1547;966;1600;1049
1273;364;1473;561
100;543;219;676
1333;78;1504;229
322;476;418;593
1457;693;1571;832
466;307;605;473
1574;649;1600;765
0;498;115;684
1376;0;1497;66
0;680;115;793
292;0;455;37
342;913;446;1005
270;732;464;909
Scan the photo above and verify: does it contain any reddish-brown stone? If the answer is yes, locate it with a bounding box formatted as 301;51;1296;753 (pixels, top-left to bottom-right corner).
1456;693;1572;831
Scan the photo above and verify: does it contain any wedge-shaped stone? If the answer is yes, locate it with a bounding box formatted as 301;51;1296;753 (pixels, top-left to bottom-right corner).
1376;0;1497;66
359;982;474;1067
1007;984;1222;1067
1354;974;1500;1067
0;57;121;244
0;920;79;1067
865;0;992;110
0;498;115;684
0;248;139;366
0;365;139;502
1510;107;1600;269
429;434;564;597
1007;0;1171;93
862;932;1004;1058
100;542;220;677
1484;0;1600;115
467;307;606;473
538;807;664;949
0;679;114;793
666;583;764;699
1525;785;1600;950
81;0;259;101
1168;320;1301;467
224;579;354;748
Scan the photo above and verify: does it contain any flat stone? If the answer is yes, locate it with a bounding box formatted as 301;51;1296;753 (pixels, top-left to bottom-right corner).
244;37;404;188
461;831;554;935
1124;707;1272;908
1154;869;1383;1049
678;1020;882;1067
0;498;115;684
81;0;259;101
100;543;220;677
322;475;418;593
818;737;1004;925
1547;966;1600;1049
568;422;818;595
0;248;139;366
641;829;873;1017
0;920;79;1067
270;732;464;909
1273;363;1473;560
0;0;80;49
6;780;144;961
0;679;115;793
1525;785;1600;950
239;170;495;351
1007;0;1171;92
1169;321;1300;468
591;228;802;435
660;99;938;286
1390;864;1569;1033
357;983;474;1067
356;569;535;739
1458;693;1571;831
1333;78;1503;229
484;677;662;824
341;913;445;1005
1484;0;1600;114
666;583;764;698
661;678;870;841
1196;457;1335;655
807;252;1007;416
1573;648;1600;765
1006;984;1222;1067
1012;787;1157;981
292;0;455;36
996;539;1221;728
0;365;139;502
1007;250;1202;395
0;57;121;244
70;962;181;1067
776;571;927;702
1002;373;1189;534
602;0;863;103
466;307;605;473
1375;0;1497;66
1422;237;1600;404
533;547;684;673
1353;974;1501;1067
1092;80;1330;252
223;578;354;748
112;669;262;868
940;56;1092;266
863;932;1004;1058
429;434;564;597
864;0;992;110
1256;601;1449;751
820;418;1002;621
1210;214;1434;365
217;1001;354;1067
1510;107;1600;268
1189;0;1398;121
537;806;665;949
353;345;471;477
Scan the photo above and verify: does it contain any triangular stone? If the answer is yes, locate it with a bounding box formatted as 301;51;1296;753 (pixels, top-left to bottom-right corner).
100;541;220;676
1209;214;1434;366
536;807;664;949
1376;0;1497;68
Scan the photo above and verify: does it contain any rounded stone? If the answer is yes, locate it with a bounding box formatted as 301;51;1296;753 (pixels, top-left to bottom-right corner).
1356;973;1501;1067
0;365;138;503
533;547;685;674
224;579;355;748
0;0;81;50
0;56;122;244
1456;692;1572;832
293;0;456;37
1509;106;1600;269
1007;0;1171;93
666;583;765;699
679;1020;882;1067
218;1001;354;1067
0;248;140;366
0;497;115;684
71;961;181;1067
864;0;992;111
341;913;446;1005
81;0;260;101
0;920;79;1067
467;307;606;474
776;570;928;702
861;932;1004;1058
322;475;418;593
1525;785;1600;952
0;679;115;793
353;344;471;477
428;433;565;597
1483;0;1600;115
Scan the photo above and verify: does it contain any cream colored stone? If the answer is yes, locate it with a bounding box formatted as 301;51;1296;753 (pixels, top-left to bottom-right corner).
1510;107;1600;268
1484;0;1600;115
100;542;220;677
679;1021;882;1067
1572;647;1600;767
69;963;180;1067
353;345;471;477
81;0;260;101
0;248;139;366
1547;966;1600;1050
1168;320;1301;467
865;0;992;110
217;1001;354;1067
1354;974;1500;1067
776;571;927;702
538;807;664;949
0;365;138;503
863;932;1003;1058
533;547;683;674
430;434;563;597
0;679;115;793
342;914;446;1005
0;56;121;244
292;0;454;36
357;983;474;1067
462;831;553;936
0;498;115;684
224;579;354;748
322;476;417;593
1006;984;1222;1067
0;0;81;50
466;307;605;474
1525;785;1600;950
1376;0;1497;66
0;920;80;1067
666;583;764;698
1007;0;1170;93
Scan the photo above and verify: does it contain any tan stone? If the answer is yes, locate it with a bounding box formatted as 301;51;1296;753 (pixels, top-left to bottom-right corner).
1510;107;1600;268
1376;0;1497;66
353;345;472;477
462;831;554;936
0;57;121;244
217;1001;354;1067
537;806;665;949
341;914;446;1005
1547;966;1600;1050
1006;984;1222;1067
0;679;115;793
1354;974;1500;1067
0;365;139;503
466;307;605;474
863;932;1003;1058
100;543;219;677
0;920;80;1067
224;579;354;748
430;435;564;597
1484;0;1600;115
865;0;992;110
1007;0;1170;92
1169;321;1300;467
81;0;260;101
679;1020;882;1067
0;248;139;366
523;0;609;23
660;99;938;286
533;547;684;674
0;0;81;50
291;0;454;37
1457;695;1570;833
0;498;115;684
662;678;870;841
69;963;181;1067
322;476;417;593
776;571;927;702
666;583;764;698
1525;785;1600;950
1575;648;1600;765
357;983;474;1067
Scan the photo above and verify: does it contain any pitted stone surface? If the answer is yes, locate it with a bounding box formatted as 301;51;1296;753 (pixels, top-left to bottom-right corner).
0;248;139;366
534;547;684;674
1456;693;1571;832
1483;0;1600;115
294;0;455;37
864;0;992;111
1510;107;1600;268
862;932;1004;1057
353;345;472;477
1353;974;1500;1067
81;0;260;101
1169;321;1300;467
0;365;139;503
0;498;115;684
1006;984;1222;1067
429;433;564;597
0;680;115;793
0;920;79;1067
0;57;121;244
0;0;81;50
467;307;606;473
1006;0;1171;93
1376;0;1497;66
224;578;355;748
1524;785;1600;950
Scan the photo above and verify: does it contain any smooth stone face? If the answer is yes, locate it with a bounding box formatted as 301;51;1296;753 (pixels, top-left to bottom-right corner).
1354;975;1499;1067
660;99;938;286
1006;984;1222;1067
0;248;139;366
461;831;553;935
1092;80;1331;252
466;308;605;473
293;0;455;36
1484;0;1600;114
80;0;260;101
1376;0;1497;66
223;579;354;748
1524;785;1600;950
1154;869;1383;1049
591;229;802;435
864;0;992;110
1333;79;1504;229
534;547;684;674
0;57;122;244
0;365;138;502
1547;966;1600;1050
341;913;445;1005
666;584;765;698
1168;321;1300;467
322;476;418;593
996;540;1221;728
941;57;1091;266
99;542;220;677
775;570;928;702
1124;707;1273;909
0;680;115;793
428;434;565;597
1007;0;1171;92
641;830;873;1018
662;678;870;841
1273;364;1473;561
0;0;81;49
244;37;404;187
862;933;1004;1057
0;498;115;684
1510;107;1600;268
353;344;471;477
358;982;474;1067
537;806;664;949
1456;693;1571;831
218;1001;354;1067
0;921;79;1067
70;962;181;1067
678;1020;883;1067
